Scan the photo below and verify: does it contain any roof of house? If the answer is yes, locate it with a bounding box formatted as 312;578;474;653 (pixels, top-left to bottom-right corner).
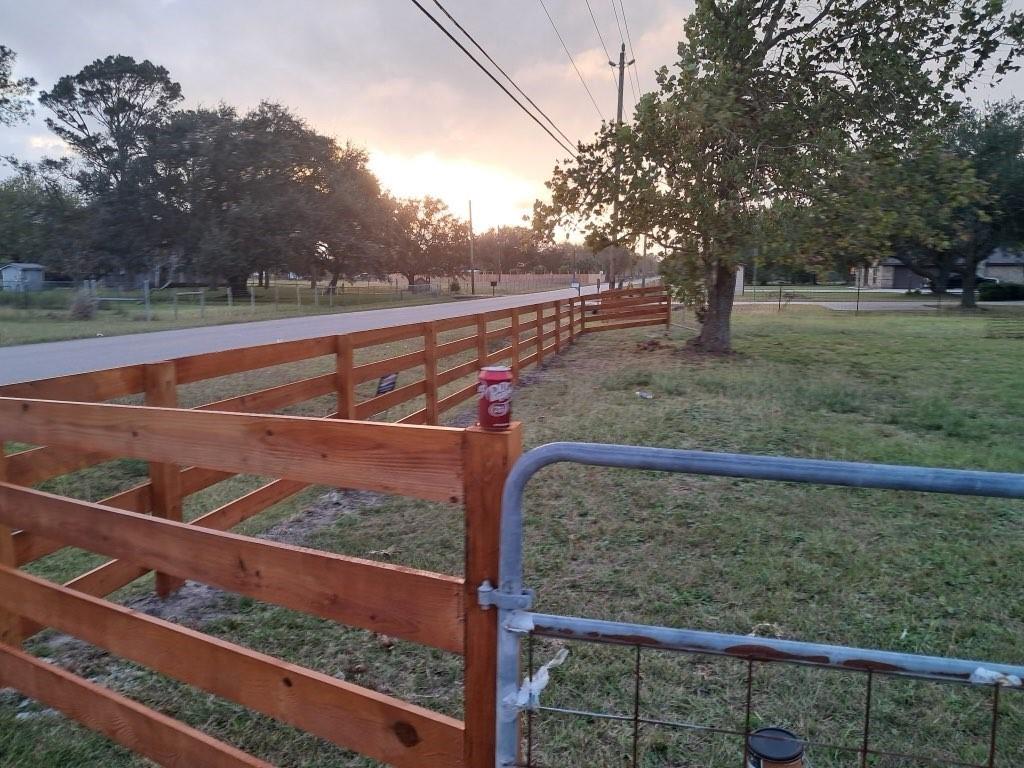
983;249;1024;266
0;262;45;271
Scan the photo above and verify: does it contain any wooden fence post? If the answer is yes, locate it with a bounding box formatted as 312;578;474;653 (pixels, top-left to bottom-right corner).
335;335;356;419
424;322;439;425
476;315;487;368
462;424;522;768
144;362;183;598
568;297;576;344
510;309;521;383
0;444;21;646
554;300;562;354
537;306;546;367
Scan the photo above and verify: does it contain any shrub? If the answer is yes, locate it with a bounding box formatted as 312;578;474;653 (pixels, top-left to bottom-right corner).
978;282;1024;301
449;280;461;293
68;289;98;320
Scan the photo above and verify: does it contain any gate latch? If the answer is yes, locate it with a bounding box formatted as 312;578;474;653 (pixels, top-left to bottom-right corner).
478;580;534;611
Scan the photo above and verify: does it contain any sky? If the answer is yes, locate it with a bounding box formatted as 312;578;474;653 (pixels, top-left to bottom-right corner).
1;0;1022;232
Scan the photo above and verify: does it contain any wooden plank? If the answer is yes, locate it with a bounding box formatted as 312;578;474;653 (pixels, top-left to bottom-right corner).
349;323;423;349
181;466;235;496
198;373;335;414
476;316;487;370
484;325;512;343
0;567;464;768
190;478;307;533
591;306;669;323
587;317;667;333
0;483;465;652
397;408;428;425
437;358;479;388
0;446;17;646
5;444;115;487
462;425;522;768
436;333;478;360
437;382;477;415
0;365;146;402
0;398;465;502
353;349;426;385
174;337;334;385
336;335;356;419
485;347;513;366
354;380;427;420
0;643;271;768
554;300;562;354
424;322;439;425
146;362;184;598
434;314;477;332
594;294;669;310
511;309;521;382
16;477;313;639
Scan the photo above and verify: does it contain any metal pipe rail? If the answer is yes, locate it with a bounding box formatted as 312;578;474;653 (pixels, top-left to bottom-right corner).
491;442;1024;767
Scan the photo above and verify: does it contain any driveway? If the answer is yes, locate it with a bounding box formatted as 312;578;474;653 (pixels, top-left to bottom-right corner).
0;284;616;385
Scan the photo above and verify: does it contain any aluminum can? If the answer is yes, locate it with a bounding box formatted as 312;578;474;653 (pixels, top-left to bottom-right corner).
477;366;513;430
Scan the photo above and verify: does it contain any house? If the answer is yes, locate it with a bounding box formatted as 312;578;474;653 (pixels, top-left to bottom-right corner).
978;249;1024;284
0;263;45;291
854;258;926;289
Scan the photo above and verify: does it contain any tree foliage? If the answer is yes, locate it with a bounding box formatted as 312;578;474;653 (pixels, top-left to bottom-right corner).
538;0;1024;351
0;45;36;127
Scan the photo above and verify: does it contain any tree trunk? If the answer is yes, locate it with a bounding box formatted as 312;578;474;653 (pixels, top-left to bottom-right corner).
403;273;416;289
960;267;977;308
691;261;736;353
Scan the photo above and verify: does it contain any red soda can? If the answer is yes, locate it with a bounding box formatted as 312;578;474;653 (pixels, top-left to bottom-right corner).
477;366;513;430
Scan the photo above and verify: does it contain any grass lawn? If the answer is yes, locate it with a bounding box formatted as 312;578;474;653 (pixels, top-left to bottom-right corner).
2;307;1023;766
0;291;453;347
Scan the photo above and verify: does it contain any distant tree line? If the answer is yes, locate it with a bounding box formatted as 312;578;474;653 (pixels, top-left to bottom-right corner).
0;51;609;292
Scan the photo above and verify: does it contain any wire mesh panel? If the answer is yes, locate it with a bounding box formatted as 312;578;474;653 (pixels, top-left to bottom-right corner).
516;633;1021;768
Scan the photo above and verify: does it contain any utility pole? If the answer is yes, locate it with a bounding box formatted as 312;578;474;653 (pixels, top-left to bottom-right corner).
468;200;476;295
609;43;634;291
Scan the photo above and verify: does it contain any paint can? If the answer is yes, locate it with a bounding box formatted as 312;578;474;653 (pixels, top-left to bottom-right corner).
746;727;805;768
477;366;512;431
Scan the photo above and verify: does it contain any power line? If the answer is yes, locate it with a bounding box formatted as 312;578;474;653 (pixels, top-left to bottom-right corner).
609;0;639;105
429;0;577;150
617;0;643;97
583;0;621;94
536;0;606;122
407;0;577;157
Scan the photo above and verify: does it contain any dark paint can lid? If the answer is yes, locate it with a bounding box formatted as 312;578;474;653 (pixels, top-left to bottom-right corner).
748;727;804;762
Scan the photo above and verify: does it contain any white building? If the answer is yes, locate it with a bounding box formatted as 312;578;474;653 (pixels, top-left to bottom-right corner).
0;263;45;291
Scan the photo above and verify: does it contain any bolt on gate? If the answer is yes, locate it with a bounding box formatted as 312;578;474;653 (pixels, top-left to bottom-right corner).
487;443;1024;768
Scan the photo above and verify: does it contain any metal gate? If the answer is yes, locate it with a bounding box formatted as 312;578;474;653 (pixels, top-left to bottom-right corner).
483;443;1024;767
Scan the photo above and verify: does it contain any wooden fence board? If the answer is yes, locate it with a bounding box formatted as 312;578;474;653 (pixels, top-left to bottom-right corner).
0;399;464;502
0;643;272;768
0;483;465;652
353;350;426;385
198;373;335;414
0;566;464;768
174;337;334;385
354;380;427;420
0;365;146;402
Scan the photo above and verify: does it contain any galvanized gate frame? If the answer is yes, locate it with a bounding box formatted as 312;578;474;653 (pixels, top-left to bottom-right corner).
482;442;1024;767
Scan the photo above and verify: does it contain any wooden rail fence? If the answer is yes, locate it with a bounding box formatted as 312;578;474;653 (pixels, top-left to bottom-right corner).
0;285;668;767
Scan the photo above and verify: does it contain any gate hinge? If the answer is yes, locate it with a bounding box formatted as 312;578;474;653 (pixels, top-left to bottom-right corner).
478;580;534;611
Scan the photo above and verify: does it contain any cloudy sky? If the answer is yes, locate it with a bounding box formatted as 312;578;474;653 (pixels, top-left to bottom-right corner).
2;0;1022;231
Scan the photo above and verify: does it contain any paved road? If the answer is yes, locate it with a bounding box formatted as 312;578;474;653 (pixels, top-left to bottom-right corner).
0;285;613;385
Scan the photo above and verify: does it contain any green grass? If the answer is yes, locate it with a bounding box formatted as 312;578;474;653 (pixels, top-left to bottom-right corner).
0;290;453;347
2;307;1023;766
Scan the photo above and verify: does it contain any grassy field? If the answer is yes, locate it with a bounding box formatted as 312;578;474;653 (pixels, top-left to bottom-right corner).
2;307;1023;766
0;288;453;347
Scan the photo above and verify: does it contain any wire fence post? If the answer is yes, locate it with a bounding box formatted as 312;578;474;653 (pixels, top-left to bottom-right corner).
296;284;301;310
274;285;279;311
143;279;152;322
173;293;178;321
200;290;205;319
227;286;232;309
250;286;256;314
778;285;783;312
